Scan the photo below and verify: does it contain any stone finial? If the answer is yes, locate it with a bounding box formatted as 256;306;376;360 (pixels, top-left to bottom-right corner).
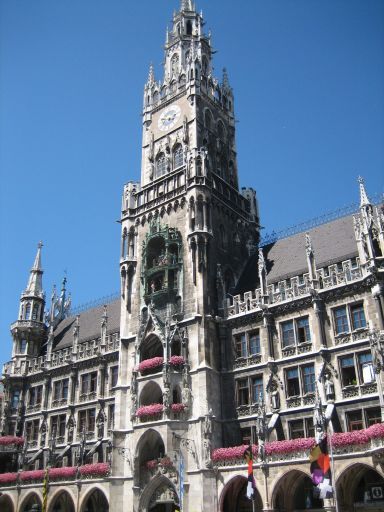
147;63;155;85
305;232;313;256
358;176;370;207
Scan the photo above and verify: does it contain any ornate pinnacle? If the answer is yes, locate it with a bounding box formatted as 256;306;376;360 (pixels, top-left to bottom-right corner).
305;232;313;256
222;68;230;88
358;176;370;207
180;0;194;11
147;63;155;85
258;247;266;275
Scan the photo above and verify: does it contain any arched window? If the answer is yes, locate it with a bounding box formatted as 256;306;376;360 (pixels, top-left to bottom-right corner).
196;157;202;176
217;121;225;141
171;54;179;76
25;303;31;320
186;20;192;35
173;144;183;168
153;90;159;104
169;81;176;93
204;109;212;130
202;55;208;75
179;74;186;87
32;304;39;321
160;86;167;99
155;153;167;177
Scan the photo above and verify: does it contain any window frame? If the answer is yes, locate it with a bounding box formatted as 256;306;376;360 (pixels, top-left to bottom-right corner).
234;330;261;359
333;302;367;336
280;316;311;349
339;351;374;388
285;363;316;398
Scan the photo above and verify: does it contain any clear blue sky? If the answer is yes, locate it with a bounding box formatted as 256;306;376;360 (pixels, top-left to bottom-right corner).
1;0;383;367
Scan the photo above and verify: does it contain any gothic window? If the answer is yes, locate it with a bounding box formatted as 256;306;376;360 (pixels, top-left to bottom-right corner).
160;86;167;99
196;157;202;176
19;339;27;353
202;55;208;75
333;303;366;335
173;144;183;168
11;390;20;409
140;335;163;362
29;385;43;407
179;74;186;87
122;228;127;258
171;54;179;76
169;80;176;93
280;316;311;348
108;404;115;430
234;330;260;358
80;372;97;396
204;109;212;130
139;381;163;407
186;20;192;35
251;376;263;403
155;153;167;177
153;90;159;104
25;302;31;320
128;227;135;257
32;304;39;321
50;414;66;439
217;121;225;140
110;366;118;388
237;378;249;406
25;419;40;442
78;409;96;434
53;379;69;402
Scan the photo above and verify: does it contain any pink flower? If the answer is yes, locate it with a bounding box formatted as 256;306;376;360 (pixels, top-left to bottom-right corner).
366;423;384;439
49;466;77;480
171;403;185;413
136;403;164;417
169;355;185;366
0;436;24;446
138;357;164;373
146;459;158;470
79;463;110;477
211;444;258;462
0;472;18;484
20;469;45;481
265;438;316;455
331;430;370;447
159;456;173;467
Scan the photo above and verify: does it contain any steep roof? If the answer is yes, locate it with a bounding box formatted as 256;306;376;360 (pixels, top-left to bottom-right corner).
53;299;120;351
236;214;357;293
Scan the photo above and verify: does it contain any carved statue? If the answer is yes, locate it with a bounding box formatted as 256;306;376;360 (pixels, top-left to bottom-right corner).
203;438;212;468
163;387;170;409
183;116;189;144
270;382;280;410
203;409;213;437
182;386;190;408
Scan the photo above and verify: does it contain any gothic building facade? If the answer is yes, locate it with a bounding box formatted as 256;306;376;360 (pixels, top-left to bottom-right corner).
1;1;384;511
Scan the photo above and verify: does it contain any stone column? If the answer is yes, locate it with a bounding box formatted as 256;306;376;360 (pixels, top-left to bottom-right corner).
263;309;275;360
313;295;327;347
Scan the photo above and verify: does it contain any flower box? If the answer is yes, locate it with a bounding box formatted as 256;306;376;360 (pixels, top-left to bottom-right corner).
265;437;315;455
212;444;258;462
0;436;24;446
49;466;77;480
20;469;45;482
169;355;185;367
0;472;18;485
136;403;164;418
146;459;159;470
171;403;185;413
79;462;110;478
138;357;164;374
159;456;173;468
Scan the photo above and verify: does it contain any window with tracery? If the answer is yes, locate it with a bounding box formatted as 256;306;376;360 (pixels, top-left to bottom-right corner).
155;153;167;177
173;144;183;168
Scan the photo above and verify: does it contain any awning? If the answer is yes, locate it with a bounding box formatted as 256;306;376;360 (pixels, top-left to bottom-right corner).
325;404;335;421
57;444;71;460
268;413;280;432
27;448;43;464
87;439;103;457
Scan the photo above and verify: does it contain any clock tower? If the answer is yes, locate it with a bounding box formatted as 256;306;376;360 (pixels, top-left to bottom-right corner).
114;1;259;510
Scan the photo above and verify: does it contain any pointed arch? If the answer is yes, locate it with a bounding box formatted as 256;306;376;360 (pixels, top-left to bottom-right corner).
139;474;180;512
155;153;167;177
48;489;76;512
173;143;183;169
20;492;43;512
336;462;384;509
219;475;262;512
139;381;163;407
0;494;14;512
271;468;323;511
80;486;109;512
140;334;163;362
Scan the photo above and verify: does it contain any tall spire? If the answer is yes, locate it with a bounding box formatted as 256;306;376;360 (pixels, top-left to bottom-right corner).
358;176;370;207
180;0;194;12
147;62;155;85
25;241;44;297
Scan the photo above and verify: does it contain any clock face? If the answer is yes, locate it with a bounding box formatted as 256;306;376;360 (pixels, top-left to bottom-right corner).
158;104;181;131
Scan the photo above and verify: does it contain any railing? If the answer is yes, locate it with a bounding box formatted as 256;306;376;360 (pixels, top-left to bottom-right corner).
334;328;369;345
226;258;364;319
342;382;377;399
233;354;262;369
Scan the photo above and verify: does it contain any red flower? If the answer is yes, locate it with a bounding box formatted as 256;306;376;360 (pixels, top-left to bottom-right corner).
171;403;185;413
0;472;18;484
49;466;77;480
79;463;110;477
136;403;164;417
169;356;185;366
20;469;45;481
138;357;164;373
0;436;24;446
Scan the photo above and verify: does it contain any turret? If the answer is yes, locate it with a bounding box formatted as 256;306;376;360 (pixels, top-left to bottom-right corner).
11;242;47;358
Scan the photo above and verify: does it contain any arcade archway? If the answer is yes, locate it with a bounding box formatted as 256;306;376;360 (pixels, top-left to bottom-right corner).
81;488;109;512
49;490;75;512
20;492;42;512
272;469;323;511
220;475;263;512
0;494;14;512
337;463;384;510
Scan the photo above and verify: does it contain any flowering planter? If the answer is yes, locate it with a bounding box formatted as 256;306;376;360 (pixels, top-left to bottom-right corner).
20;469;45;482
211;423;384;464
79;463;110;478
0;472;18;485
146;459;159;470
49;466;77;480
171;403;185;413
138;357;164;374
136;403;164;418
169;355;185;368
0;436;24;446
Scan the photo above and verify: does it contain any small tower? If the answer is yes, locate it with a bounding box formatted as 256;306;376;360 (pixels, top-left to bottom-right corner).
11;242;47;358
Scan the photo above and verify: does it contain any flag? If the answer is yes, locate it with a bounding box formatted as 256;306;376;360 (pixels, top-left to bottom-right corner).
309;436;333;499
42;467;49;512
243;445;256;500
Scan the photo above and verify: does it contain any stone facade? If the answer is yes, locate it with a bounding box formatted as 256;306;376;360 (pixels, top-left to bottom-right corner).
1;1;384;511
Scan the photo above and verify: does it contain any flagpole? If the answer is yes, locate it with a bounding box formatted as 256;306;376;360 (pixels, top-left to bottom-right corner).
250;427;256;512
327;421;339;512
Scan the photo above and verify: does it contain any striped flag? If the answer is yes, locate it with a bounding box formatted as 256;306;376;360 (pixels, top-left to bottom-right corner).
309;436;333;499
243;445;256;500
42;467;49;512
